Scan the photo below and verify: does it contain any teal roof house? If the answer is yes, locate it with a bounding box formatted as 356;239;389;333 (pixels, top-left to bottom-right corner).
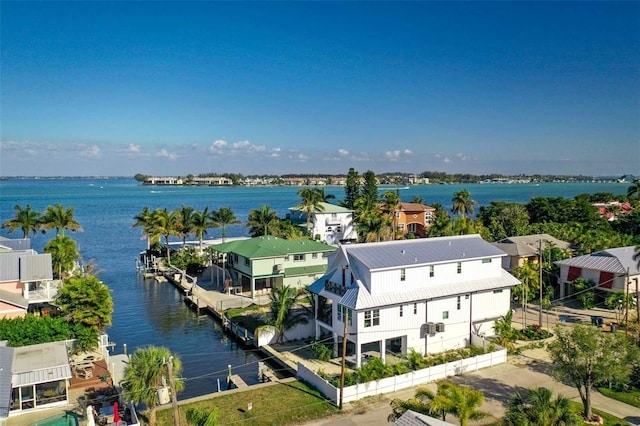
208;236;337;298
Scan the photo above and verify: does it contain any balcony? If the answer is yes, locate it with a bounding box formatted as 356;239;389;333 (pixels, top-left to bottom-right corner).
324;280;347;296
26;280;62;303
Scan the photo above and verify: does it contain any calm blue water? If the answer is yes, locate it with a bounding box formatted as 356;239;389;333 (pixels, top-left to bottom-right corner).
0;178;629;398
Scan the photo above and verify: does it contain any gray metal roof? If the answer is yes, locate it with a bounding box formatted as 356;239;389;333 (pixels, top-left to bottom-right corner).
342;235;506;271
0;237;31;251
318;270;519;310
0;290;29;309
12;341;71;386
0;251;53;282
0;347;14;419
556;246;640;275
396;410;456;426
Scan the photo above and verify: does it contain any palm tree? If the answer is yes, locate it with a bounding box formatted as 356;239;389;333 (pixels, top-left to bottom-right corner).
186;407;219;426
315;188;336;202
132;206;156;249
382;190;401;239
427;205;454;237
355;197;393;242
152;208;180;264
627;179;640;199
388;387;436;422
45;235;80;278
412;195;425;204
40;204;83;237
122;346;184;426
429;381;486;426
451;189;479;222
504;387;580;426
245;205;278;237
211;207;240;243
177;204;197;248
258;285;309;344
1;204;41;238
191;208;216;253
295;188;324;235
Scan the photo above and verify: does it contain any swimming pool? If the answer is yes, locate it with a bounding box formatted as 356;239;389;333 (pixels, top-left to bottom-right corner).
27;412;79;426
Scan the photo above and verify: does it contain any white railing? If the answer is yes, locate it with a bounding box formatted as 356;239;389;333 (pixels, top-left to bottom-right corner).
297;348;507;405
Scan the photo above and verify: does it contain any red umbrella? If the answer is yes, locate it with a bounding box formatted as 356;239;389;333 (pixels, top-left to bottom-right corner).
113;402;120;423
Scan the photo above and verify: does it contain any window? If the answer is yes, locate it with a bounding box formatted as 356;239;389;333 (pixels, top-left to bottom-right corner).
284;255;290;261
364;309;380;327
493;289;503;294
244;258;250;266
293;254;305;261
465;294;469;299
336;225;342;233
442;311;449;320
413;303;417;315
429;265;434;277
233;254;238;263
399;305;404;317
339;306;353;326
457;296;461;310
400;268;406;281
331;213;337;219
457;262;462;274
312;253;318;259
482;258;492;264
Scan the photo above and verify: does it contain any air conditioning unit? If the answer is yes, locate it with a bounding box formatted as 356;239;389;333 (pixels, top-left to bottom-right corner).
426;322;436;335
436;322;445;332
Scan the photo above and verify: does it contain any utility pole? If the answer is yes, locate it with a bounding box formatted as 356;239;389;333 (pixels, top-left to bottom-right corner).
339;308;348;410
167;356;180;426
539;239;543;327
625;268;630;336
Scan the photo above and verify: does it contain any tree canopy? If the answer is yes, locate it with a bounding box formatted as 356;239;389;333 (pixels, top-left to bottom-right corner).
55;275;113;331
547;324;640;420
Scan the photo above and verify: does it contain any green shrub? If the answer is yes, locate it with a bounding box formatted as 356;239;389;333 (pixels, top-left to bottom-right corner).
311;341;333;361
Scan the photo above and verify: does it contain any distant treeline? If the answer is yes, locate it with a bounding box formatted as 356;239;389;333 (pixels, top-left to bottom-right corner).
134;171;624;185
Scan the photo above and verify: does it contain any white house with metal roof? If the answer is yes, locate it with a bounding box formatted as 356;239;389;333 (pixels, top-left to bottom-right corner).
0;340;72;419
307;235;519;367
555;246;640;299
0;237;59;319
208;236;337;298
288;202;357;245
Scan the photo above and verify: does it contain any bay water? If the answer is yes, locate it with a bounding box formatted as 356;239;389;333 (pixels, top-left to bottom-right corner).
0;178;628;398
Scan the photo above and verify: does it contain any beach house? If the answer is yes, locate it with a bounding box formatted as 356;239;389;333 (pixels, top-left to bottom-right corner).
393;202;436;238
288;202;358;244
307;235;519;367
207;236;336;298
0;237;59;319
555;246;640;299
491;233;573;271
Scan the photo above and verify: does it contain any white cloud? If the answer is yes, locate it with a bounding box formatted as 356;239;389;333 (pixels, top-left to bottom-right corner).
297;153;309;161
81;145;102;159
213;139;227;148
403;149;412;155
127;143;141;153
338;149;349;156
443;157;451;163
157;148;177;161
231;140;266;153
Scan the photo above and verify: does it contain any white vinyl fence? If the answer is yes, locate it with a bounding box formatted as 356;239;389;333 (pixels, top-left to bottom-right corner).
297;348;507;405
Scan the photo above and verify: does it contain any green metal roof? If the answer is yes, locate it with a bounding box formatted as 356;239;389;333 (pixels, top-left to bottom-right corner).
285;264;327;277
209;236;336;259
289;202;353;214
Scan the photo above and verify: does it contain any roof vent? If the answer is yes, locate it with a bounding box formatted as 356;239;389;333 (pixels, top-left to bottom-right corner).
401;249;405;254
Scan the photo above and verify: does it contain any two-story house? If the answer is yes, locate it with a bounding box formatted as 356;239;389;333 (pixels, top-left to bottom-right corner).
491;234;572;271
555;246;640;299
208;236;337;298
307;235;519;367
0;237;58;318
394;202;435;238
288;202;358;245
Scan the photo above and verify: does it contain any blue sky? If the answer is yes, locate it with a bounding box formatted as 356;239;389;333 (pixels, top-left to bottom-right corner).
1;1;638;177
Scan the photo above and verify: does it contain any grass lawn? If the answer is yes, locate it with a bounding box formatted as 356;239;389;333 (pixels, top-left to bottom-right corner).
155;380;338;426
598;387;640;409
567;401;629;426
225;304;267;332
